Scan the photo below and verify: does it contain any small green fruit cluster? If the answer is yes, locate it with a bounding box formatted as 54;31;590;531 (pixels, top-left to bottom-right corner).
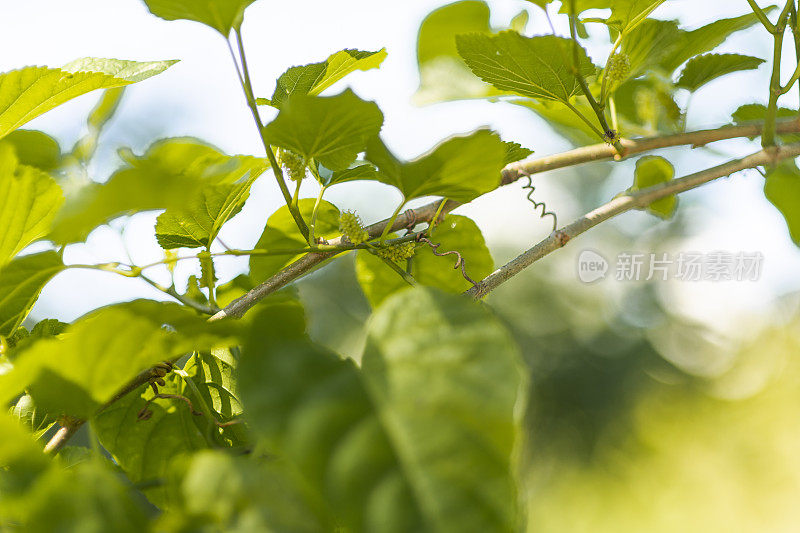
376;241;416;262
339;211;369;244
606;53;631;82
277;148;307;182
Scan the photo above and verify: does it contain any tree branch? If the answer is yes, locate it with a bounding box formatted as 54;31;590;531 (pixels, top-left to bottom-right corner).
465;142;800;299
210;117;800;321
42;120;800;452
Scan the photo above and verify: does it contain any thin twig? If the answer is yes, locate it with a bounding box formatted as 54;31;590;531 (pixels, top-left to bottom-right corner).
465;142;800;298
41;121;800;452
209;117;800;321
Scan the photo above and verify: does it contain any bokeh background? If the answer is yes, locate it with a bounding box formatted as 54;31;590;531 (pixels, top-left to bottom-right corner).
5;0;800;530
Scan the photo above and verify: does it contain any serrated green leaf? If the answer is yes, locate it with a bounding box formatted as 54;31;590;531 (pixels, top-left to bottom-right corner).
50;138;264;245
0;300;241;417
0;145;64;266
142;0;256;35
677;53;764;92
504;141;534;164
239;287;525;532
0;251;64;338
94;375;208;508
560;0;667;34
263;89;383;172
456;32;596;103
764;161;800;246
661;9;775;72
0;130;61;171
630;155;677;218
366;129;506;202
155;168;264;249
356;215;494;307
0;58;176;140
250;199;340;282
269;49;387;109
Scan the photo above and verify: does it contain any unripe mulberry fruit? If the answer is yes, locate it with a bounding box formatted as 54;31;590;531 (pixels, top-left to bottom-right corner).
276;149;307;182
339;211;369;244
606;53;631;82
376;241;416;262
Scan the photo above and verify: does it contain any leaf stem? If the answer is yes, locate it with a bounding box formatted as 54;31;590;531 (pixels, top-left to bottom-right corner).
309;185;327;245
568;0;624;153
748;0;778;33
229;29;310;241
380;200;406;243
763;2;794;147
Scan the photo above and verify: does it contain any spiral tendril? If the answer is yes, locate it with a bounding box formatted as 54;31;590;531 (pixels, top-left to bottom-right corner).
520;170;558;232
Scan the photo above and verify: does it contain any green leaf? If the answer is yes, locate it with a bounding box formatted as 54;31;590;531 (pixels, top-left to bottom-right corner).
94;375;208;508
263;89;384;172
268;49;388;109
0;251;65;338
504;141;534;165
315;161;380;187
560;0;667;34
250;199;340;282
155;169;264;249
50;138;264;244
456;31;596;103
0;58;176;140
356;215;494;307
731;104;800;143
415;0;516;104
676;53;764;92
661;9;775;72
182;348;248;446
0;145;64;266
620;19;682;84
764;162;800;245
523;0;553;10
11;393;56;440
0;300;241;417
0;130;61;171
168;450;329;531
630;155;677;219
365;129;507;202
515;98;601;146
239;287;526;532
142;0;256;35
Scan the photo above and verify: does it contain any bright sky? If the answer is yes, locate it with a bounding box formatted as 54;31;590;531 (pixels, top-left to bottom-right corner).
3;0;799;334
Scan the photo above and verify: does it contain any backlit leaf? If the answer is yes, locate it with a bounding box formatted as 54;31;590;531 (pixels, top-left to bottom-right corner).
677;53;764;92
0;144;63;265
263;89;383;172
0;251;64;338
365;129;507;202
630;155;677;219
250;199;340;283
356;215;494;307
764;161;800;246
267;49;387;109
142;0;256;35
0;58;176;140
456;32;596;103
